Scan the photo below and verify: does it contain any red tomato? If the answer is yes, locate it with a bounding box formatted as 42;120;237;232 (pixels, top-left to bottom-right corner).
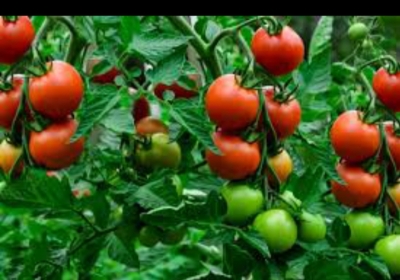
331;162;381;208
373;68;400;112
154;75;198;99
132;97;150;124
388;182;400;214
0;16;35;65
29;118;85;170
0;140;23;174
385;123;400;169
135;116;168;136
92;67;120;84
206;131;261;180
261;87;301;139
251;26;304;76
0;76;23;130
330;110;380;163
29;61;84;120
205;74;259;131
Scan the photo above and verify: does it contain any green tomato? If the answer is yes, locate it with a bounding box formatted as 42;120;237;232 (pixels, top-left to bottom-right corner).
221;184;264;225
394;224;400;235
137;133;181;169
375;235;400;276
161;226;186;245
345;212;385;249
276;190;302;212
253;209;297;253
138;226;161;247
348;22;369;41
298;211;327;243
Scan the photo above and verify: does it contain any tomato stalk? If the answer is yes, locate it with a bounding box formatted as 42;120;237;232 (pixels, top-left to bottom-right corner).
2;16;18;22
258;16;283;36
357;55;398;74
32;16;53;48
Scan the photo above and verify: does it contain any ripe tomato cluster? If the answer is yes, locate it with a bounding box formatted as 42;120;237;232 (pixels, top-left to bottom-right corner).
0;17;85;176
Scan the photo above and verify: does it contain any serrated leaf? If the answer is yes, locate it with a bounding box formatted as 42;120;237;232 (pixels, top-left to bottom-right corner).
349;266;375;280
71;85;121;142
126;177;180;210
101;108;134;134
309;16;333;61
169;98;219;154
129;33;190;63
238;230;270;258
0;170;73;210
304;259;351;280
223;244;254;278
31;16;45;32
286;253;313;280
146;48;186;85
81;190;110;229
329;217;350;247
120;16;141;46
141;191;227;228
186;173;226;193
205;21;222;42
108;233;139;268
362;254;391;280
203;228;236;245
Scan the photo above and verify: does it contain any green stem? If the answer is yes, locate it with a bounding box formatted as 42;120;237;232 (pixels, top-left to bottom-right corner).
167;16;222;79
74;210;100;233
357;55;398;73
234;32;253;63
32;17;53;47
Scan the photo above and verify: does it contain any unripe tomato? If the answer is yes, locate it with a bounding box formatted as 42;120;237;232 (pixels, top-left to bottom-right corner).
267;149;293;185
161;226;186;245
139;226;161;247
298;211;327;243
330;110;380;163
135;117;168;136
29;118;85;170
205;74;259;131
385;123;400;170
253;209;297;253
331;162;381;208
0;76;23;130
348;22;369;41
0;16;35;65
136;133;181;169
373;68;400;112
0;140;22;174
221;184;264;225
261;87;301;139
206;131;260;180
251;26;304;76
375;235;400;275
29;61;84;120
387;182;400;214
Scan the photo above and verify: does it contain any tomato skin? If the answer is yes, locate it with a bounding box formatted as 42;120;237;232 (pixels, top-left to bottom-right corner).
29;118;85;170
132;97;150;124
348;23;369;41
261;88;301;139
136;133;181;169
154;78;197;99
139;226;161;247
92;67;120;84
253;209;297;253
298;211;327;243
388;182;400;213
373;68;400;112
0;76;23;130
330;110;380;163
251;26;304;76
221;184;264;225
385;123;400;170
0;16;35;65
331;162;381;208
0;140;22;174
135;117;168;136
29;61;84;120
267;149;293;185
205;74;259;131
345;212;384;249
206;131;260;180
375;235;400;275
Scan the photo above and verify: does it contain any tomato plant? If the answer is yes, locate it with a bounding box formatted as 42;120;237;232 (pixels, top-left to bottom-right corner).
0;76;23;130
0;140;22;174
135;116;169;136
298;211;327;243
375;235;400;275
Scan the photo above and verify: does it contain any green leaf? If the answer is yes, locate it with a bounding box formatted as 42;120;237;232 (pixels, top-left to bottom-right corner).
146;48;187;85
223;243;254;278
169;98;219;154
238;230;270;258
187;272;231;280
362;254;391;280
328;217;350;247
205;21;222;42
0;170;73;210
203;228;236;245
108;233;139;268
129;33;190;63
120;16;141;47
186;173;226;193
81;190;110;229
141;191;227;228
286;254;313;280
101;108;134;134
303;259;351;280
309;16;333;61
349;266;375;280
71;85;121;142
126;177;181;210
31;16;46;32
